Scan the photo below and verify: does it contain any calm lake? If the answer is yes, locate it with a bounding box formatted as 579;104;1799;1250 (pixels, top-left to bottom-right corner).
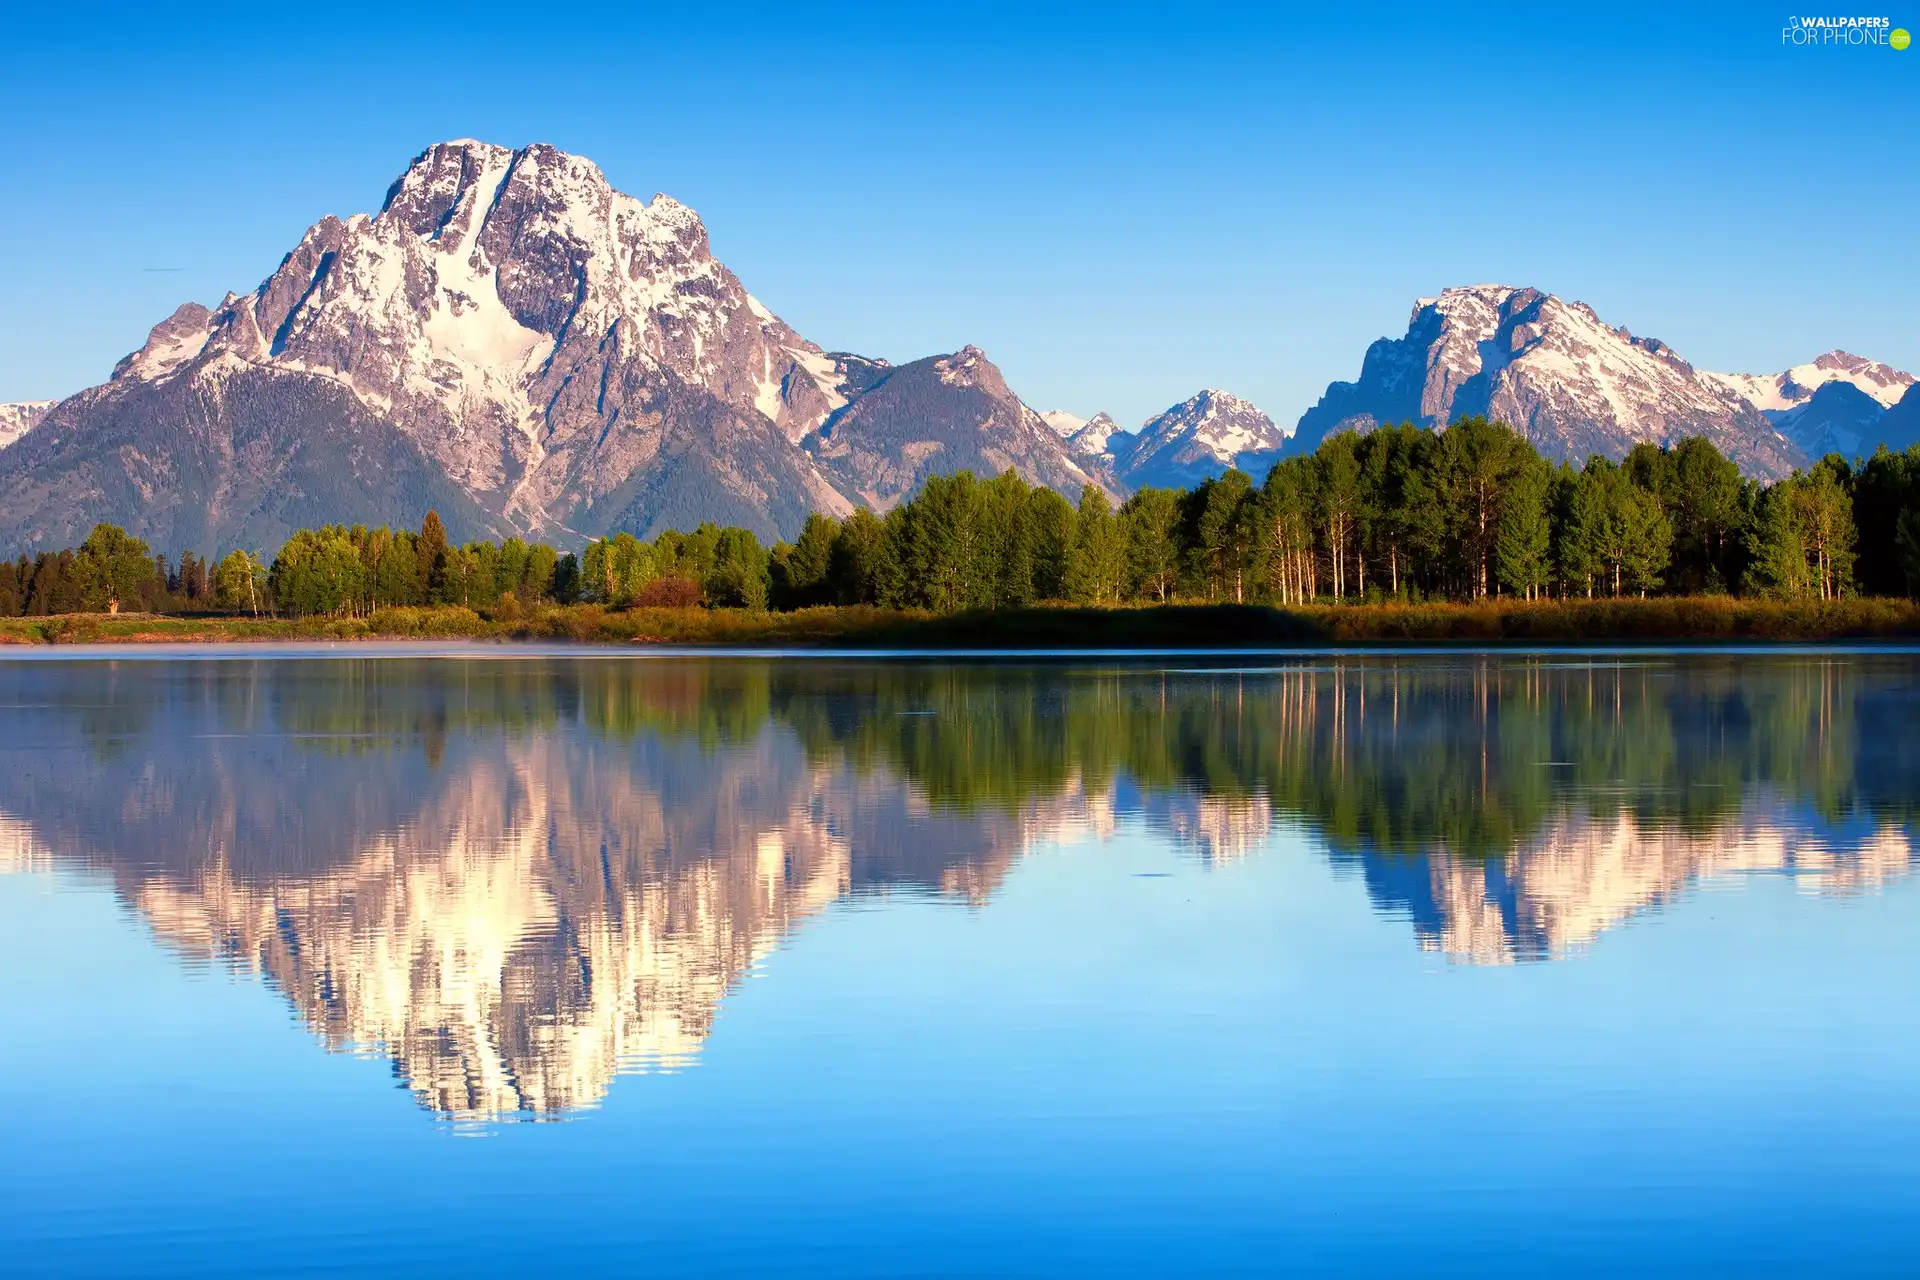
2;648;1917;1275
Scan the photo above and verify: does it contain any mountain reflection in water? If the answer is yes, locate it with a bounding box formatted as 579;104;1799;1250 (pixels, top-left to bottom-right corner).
0;654;1911;1120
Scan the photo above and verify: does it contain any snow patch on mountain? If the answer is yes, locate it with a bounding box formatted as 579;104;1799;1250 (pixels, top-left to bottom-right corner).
1703;351;1915;415
0;400;54;451
1117;390;1287;489
1773;380;1887;458
1041;410;1086;438
1068;412;1125;457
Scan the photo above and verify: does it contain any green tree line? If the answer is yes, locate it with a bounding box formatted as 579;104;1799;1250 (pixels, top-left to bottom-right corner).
9;418;1920;618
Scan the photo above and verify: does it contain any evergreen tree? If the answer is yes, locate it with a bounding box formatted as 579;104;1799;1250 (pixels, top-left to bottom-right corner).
417;510;449;602
705;527;771;608
828;507;887;605
771;513;840;609
1024;486;1075;600
1189;469;1256;602
979;471;1037;608
1120;488;1182;602
1063;485;1127;604
1657;437;1744;592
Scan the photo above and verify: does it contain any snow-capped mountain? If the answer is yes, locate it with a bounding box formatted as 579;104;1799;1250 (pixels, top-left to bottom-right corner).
1704;351;1915;416
1040;410;1086;438
0;401;53;451
1043;410;1127;458
1773;381;1889;459
1291;285;1803;477
1073;412;1126;458
0;141;1097;554
1115;389;1288;490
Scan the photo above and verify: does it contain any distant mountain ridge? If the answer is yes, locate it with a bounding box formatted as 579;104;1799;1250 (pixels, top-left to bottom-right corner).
4;153;1915;555
1704;351;1914;416
1113;390;1289;490
1286;287;1917;478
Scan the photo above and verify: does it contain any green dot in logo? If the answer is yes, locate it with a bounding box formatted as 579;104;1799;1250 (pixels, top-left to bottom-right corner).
1894;27;1912;50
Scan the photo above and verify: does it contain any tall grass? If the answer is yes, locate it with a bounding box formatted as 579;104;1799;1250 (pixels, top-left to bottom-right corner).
0;597;1916;647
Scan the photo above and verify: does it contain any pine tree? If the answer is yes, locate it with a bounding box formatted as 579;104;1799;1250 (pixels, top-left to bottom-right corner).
417;510;448;603
829;507;887;605
1120;488;1181;602
1063;485;1126;604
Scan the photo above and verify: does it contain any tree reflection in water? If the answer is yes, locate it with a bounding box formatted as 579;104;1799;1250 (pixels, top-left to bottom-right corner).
0;653;1911;1118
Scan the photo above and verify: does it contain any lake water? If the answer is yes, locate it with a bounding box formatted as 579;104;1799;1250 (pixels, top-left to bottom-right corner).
2;648;1917;1275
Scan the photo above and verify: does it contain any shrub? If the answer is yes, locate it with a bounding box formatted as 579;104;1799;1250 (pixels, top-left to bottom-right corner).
632;576;702;609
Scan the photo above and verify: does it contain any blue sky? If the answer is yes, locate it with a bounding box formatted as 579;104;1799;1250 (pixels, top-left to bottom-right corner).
1;1;1914;428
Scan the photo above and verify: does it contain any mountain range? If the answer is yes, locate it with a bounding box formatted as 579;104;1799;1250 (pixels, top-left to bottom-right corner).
0;142;1913;554
1284;285;1917;478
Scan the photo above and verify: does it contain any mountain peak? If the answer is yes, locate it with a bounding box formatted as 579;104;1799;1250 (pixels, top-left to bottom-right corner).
1775;378;1888;459
1115;389;1285;489
1704;350;1915;414
1293;285;1802;477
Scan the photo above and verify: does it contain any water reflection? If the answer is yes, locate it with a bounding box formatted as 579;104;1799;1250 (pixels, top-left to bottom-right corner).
0;654;1912;1118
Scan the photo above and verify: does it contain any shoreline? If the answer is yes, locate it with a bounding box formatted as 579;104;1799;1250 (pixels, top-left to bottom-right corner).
2;598;1919;650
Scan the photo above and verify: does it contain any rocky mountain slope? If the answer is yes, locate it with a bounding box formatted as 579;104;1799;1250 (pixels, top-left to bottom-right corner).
0;141;1097;555
1114;389;1289;490
1877;385;1920;453
1290;285;1805;477
804;346;1118;510
0;401;52;452
1704;351;1915;416
1042;409;1127;458
1772;381;1890;459
1064;411;1126;457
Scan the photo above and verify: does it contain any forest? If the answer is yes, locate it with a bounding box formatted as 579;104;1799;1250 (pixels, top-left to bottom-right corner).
5;417;1920;620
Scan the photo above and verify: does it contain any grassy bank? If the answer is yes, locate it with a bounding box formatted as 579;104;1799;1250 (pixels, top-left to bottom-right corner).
1;596;1919;648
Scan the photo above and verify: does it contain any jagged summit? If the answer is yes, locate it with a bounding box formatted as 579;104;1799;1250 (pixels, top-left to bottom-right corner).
1704;350;1916;416
1067;411;1125;457
1291;285;1803;477
1114;388;1287;490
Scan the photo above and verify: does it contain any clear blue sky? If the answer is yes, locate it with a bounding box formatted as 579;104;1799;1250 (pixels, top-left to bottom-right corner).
1;1;1914;429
